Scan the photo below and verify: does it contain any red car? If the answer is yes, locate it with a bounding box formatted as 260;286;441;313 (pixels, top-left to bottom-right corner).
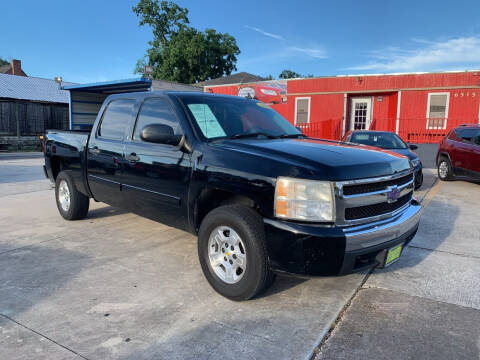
238;84;287;104
436;124;480;181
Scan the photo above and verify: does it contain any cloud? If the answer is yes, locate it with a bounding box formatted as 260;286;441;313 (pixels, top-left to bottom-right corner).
287;46;327;59
244;25;327;60
346;36;480;72
244;25;284;40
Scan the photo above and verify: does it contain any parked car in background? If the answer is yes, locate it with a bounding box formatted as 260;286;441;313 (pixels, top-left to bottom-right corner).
238;84;286;104
343;130;423;189
436;124;480;181
44;92;422;301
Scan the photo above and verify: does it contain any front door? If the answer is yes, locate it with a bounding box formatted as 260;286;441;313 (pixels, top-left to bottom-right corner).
350;97;373;131
122;97;192;231
468;129;480;176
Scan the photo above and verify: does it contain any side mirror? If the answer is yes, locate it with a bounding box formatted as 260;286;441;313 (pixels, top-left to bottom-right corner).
409;144;418;150
140;124;183;146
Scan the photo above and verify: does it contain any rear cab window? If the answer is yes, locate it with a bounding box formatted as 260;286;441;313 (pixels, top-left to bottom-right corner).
98;99;136;140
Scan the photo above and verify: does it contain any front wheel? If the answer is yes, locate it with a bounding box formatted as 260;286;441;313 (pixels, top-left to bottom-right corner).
437;158;453;181
55;171;90;220
197;205;274;301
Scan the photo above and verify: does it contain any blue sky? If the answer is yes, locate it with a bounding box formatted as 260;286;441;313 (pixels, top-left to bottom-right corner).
2;0;480;83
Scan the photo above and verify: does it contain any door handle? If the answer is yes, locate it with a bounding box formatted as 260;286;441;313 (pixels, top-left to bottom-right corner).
126;153;140;162
90;146;100;155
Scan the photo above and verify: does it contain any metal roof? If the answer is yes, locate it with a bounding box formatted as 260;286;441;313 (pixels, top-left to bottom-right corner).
195;72;266;87
0;73;73;103
63;77;152;93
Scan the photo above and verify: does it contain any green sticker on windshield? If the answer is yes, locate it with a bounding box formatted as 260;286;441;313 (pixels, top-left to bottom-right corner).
187;104;226;139
256;102;270;108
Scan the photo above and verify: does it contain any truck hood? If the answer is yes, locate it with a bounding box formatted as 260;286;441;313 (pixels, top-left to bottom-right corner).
214;138;412;181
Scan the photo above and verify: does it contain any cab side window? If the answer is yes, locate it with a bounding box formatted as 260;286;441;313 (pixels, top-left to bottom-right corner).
98;99;136;140
133;98;182;141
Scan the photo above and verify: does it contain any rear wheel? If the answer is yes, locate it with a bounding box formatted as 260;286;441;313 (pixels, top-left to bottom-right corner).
198;205;274;301
437;157;453;181
55;171;89;220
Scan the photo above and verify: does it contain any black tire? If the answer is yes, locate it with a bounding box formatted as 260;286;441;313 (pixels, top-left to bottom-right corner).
55;171;90;220
437;157;454;181
414;171;423;190
197;205;273;301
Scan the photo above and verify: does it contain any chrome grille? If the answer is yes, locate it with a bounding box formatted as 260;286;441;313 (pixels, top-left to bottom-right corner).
334;171;414;226
342;174;412;196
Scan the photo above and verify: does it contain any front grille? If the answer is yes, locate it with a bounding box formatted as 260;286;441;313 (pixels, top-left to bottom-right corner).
342;174;412;196
345;193;411;220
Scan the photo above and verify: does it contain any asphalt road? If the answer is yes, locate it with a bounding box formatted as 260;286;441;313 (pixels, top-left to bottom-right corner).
0;154;478;360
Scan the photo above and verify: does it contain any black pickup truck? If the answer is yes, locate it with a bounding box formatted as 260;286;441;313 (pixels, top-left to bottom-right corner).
44;91;422;300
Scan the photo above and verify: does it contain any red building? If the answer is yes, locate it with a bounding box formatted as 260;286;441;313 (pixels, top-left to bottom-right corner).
205;70;480;143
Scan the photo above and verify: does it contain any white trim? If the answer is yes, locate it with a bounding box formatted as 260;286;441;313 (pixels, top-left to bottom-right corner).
342;93;347;136
349;97;373;131
478;96;480;124
395;91;402;134
426;92;450;129
294;97;311;125
286;69;480;82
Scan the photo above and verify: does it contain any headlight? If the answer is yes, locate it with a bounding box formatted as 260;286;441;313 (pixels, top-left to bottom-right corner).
260;89;277;96
410;158;420;167
274;177;334;222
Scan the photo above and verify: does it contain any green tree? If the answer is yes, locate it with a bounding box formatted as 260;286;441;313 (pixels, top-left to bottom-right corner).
133;0;240;83
0;57;8;66
279;69;302;79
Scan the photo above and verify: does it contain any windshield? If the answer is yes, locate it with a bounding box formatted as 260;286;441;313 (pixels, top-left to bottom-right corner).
350;132;408;149
179;95;301;140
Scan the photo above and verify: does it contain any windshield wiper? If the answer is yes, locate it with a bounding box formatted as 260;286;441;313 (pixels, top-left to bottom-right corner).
228;132;279;139
279;133;307;138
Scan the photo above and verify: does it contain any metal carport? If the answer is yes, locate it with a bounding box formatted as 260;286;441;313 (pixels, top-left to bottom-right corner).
63;77;201;130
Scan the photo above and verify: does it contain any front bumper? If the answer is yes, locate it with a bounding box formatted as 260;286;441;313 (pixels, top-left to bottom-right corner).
264;200;422;276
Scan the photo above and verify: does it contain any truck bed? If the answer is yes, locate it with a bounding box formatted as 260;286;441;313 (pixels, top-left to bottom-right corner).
44;129;91;196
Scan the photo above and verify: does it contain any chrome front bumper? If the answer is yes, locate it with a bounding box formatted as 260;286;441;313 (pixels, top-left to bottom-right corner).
343;200;422;252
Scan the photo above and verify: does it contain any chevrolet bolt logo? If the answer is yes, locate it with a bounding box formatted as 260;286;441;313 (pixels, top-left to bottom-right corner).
386;185;401;203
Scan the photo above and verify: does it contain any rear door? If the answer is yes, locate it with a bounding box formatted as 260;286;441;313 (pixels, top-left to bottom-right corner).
123;97;192;230
87;98;136;207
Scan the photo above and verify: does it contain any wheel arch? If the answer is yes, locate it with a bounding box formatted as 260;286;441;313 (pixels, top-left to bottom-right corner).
193;188;260;233
437;151;452;166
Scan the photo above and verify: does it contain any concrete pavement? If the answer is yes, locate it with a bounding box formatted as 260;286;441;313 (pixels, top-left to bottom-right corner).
0;156;367;360
316;179;480;359
1;154;478;360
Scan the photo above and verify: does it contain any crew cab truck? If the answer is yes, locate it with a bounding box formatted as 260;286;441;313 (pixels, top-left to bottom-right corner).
44;91;422;301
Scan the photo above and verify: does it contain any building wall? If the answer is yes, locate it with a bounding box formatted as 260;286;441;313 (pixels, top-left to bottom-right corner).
0;99;69;150
205;71;480;143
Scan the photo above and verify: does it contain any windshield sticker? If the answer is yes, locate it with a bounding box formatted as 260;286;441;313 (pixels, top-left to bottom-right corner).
187;104;226;138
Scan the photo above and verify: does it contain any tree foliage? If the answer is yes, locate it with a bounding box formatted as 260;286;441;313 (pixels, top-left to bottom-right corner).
279;69;302;79
133;0;240;84
0;57;8;66
278;70;315;79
